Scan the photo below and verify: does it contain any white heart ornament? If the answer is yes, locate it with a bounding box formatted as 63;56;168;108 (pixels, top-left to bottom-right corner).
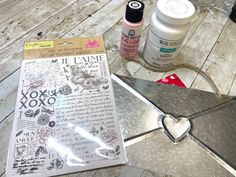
160;114;191;143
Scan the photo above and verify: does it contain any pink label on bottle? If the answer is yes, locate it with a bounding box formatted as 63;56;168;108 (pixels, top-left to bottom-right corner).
120;33;140;59
119;19;143;59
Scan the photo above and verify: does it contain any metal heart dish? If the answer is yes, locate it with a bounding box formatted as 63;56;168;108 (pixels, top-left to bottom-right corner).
160;114;191;143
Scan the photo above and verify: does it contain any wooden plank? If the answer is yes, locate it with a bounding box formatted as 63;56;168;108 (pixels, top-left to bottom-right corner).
0;0;19;9
0;0;40;24
0;113;14;176
63;0;127;38
76;5;125;37
0;70;19;123
191;19;236;95
0;0;7;5
0;0;111;82
0;0;78;51
159;9;229;89
228;75;236;96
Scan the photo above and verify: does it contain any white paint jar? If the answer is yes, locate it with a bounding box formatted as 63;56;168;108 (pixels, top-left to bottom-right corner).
143;0;195;67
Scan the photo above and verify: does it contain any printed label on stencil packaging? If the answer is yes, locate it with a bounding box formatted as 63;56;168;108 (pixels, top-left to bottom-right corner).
24;41;54;49
7;37;127;177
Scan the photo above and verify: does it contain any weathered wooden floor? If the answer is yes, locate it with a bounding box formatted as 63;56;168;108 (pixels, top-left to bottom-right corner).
0;0;236;176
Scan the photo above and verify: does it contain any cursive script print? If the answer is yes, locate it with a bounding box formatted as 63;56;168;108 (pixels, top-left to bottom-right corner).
7;53;127;177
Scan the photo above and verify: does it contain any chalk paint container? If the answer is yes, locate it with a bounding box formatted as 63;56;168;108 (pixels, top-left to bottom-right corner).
143;0;195;67
119;0;145;59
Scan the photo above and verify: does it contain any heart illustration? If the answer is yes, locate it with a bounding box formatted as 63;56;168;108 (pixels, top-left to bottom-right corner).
161;114;191;143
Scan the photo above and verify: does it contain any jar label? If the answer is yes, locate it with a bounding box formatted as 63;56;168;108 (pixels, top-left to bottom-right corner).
119;22;142;59
148;27;184;48
143;39;181;67
160;48;176;53
143;28;185;67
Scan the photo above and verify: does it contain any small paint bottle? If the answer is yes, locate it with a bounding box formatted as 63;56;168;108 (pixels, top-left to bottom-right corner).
119;0;145;59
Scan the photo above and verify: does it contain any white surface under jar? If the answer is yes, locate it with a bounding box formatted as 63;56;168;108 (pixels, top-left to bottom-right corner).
143;0;195;67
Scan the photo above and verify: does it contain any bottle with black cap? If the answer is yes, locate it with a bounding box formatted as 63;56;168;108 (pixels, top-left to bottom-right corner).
119;0;145;59
230;1;236;23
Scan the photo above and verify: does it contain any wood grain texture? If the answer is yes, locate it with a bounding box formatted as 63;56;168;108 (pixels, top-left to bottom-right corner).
0;0;40;24
0;113;14;176
0;70;19;123
0;0;110;82
229;75;236;96
0;0;20;9
160;9;230;90
192;19;236;95
0;0;79;50
64;0;127;38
